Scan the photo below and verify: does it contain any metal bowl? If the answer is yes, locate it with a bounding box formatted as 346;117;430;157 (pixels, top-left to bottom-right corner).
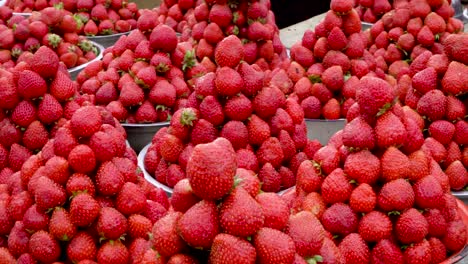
464;8;468;23
68;40;104;80
138;143;173;196
122;122;170;154
87;30;133;48
305;118;346;145
452;0;464;21
361;21;373;31
452;190;468;205
12;12;31;17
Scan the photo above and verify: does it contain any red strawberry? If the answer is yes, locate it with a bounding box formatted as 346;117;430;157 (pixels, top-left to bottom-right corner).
371;239;404;264
177;200;219;249
29;231;61;263
97;240;129;264
255;192;288;231
381;147;410;182
322;203;358;236
358;211;392;242
224;94;253;122
349;183;376;213
441;61;468;96
253;86;286;120
375;112;407;149
70;193;100;227
339;233;370;264
342;116;376;150
257;137;285;169
50;71;76;102
34;176;67;212
29;46;59;79
7;221;29;257
220;187;264;237
254;227;295;264
396;208;429;244
96;207;127;240
215;35;244;68
11;101;36;128
344;150;380;185
67;232;97;262
287;211;325;257
321;168;353;204
17;70;47;100
116;182;146;216
22;121;48;151
49;207;77;241
152;212;187;257
150;25;178;52
378;178;415;212
209;233;256;264
403;240;431;264
215;67;244;97
355;76;394;117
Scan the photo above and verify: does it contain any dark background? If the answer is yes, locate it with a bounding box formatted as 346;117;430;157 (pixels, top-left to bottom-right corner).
271;0;332;28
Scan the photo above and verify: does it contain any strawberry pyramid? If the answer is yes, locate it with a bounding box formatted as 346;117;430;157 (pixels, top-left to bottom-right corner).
147;137;330;263
365;0;463;80
285;0;379;120
0;103;171;263
0;46;81;177
4;0;139;36
0;7;101;69
395;36;468;191
76;20;194;124
143;32;320;192
153;0;289;70
287;75;467;263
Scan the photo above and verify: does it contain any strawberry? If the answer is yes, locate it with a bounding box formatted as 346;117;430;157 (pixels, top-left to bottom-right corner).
67;232;97;262
445;161;468;191
7;221;29;257
358;211;392;243
344;150;380;185
253;86;286;120
254;228;295;264
96;207;127;240
403;240;431;264
199;95;224;126
215;35;244;68
320;237;345;263
441;61;468;96
378;178;415;212
50;71;76;102
342;116;376;150
322;203;358;236
339;233;370;264
177;200;219;249
220;121;249;150
220;187;264;237
11;101;37;128
29;231;61;263
17;70;47;100
313;145;340;175
413;175;444;209
89;131;118;162
150;25;178;53
34;176;67;212
371;239;404;264
247;114;271;146
224;94;253;122
116;182;146;216
215;67;244;97
236;167;261;196
375;112;407;149
49;207;77;241
152;212;186;257
355;76;394;117
70;193;100;227
255;192;288;231
327;27;347;51
321;168;353;204
442;219;467;253
349;183;376;213
37;94;63;124
70;105;103;138
258;163;281;192
396;208;429;245
97;240;129;264
23;121;48;151
257;137;285;169
209;233;256;264
7;191;32;221
296;160;322;193
29;46;59;79
381;147;410;182
287;211;325;257
8;144;32;172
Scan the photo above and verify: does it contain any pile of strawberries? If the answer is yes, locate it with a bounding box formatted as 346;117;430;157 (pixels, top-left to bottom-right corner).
4;0;139;36
286;0;369;119
0;46;78;177
76;22;189;123
0;7;101;69
354;0;458;24
285;76;467;263
146;137;325;263
154;0;289;69
0;102;172;263
143;32;321;192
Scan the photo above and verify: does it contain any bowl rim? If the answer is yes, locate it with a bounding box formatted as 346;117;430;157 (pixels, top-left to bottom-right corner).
68;40;105;73
121;121;171;128
86;29;135;40
304;118;347;123
137;143;174;194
